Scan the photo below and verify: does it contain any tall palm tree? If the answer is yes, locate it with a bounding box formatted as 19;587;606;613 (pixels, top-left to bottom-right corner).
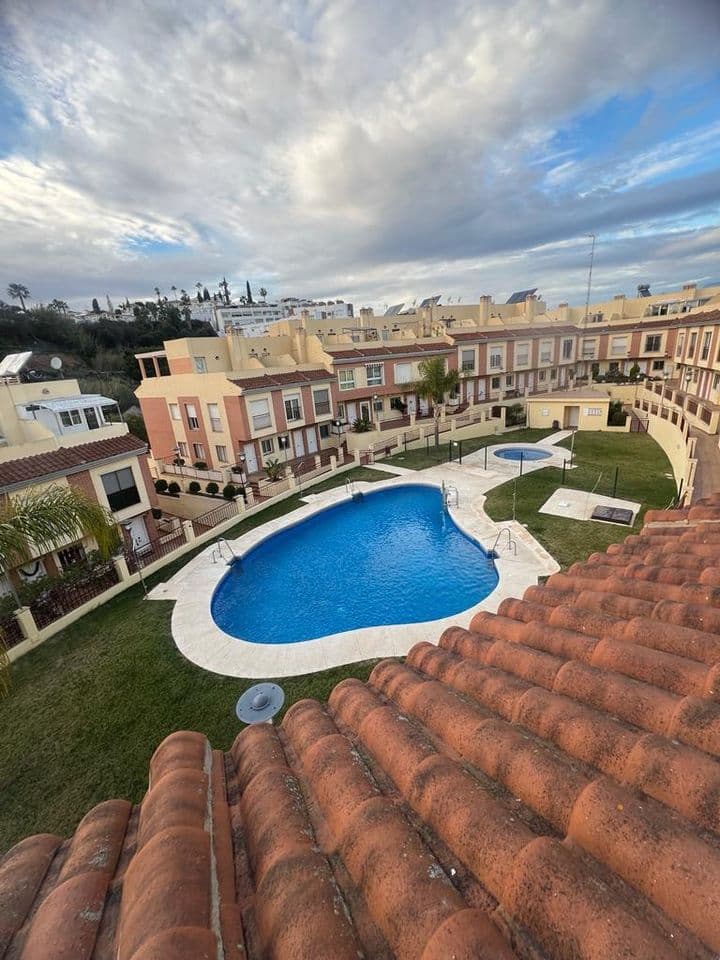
0;485;120;696
154;286;162;303
259;287;267;301
49;299;68;314
7;283;30;311
411;356;460;446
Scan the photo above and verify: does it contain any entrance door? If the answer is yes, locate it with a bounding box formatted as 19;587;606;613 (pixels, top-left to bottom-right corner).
406;395;416;415
305;428;318;454
243;442;259;473
419;397;430;416
527;372;534;393
564;406;580;429
85;407;100;430
126;516;151;554
346;402;358;423
293;429;305;457
360;401;371;421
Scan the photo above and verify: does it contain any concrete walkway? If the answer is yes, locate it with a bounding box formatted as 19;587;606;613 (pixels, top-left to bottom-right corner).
691;430;720;501
543;429;573;445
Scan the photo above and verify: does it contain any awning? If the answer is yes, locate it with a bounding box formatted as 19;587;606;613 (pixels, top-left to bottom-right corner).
29;394;119;412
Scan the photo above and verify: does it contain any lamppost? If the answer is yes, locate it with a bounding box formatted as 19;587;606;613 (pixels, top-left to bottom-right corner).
372;394;381;430
278;434;290;463
235;453;247;502
661;371;669;416
452;439;463;464
331;418;346;449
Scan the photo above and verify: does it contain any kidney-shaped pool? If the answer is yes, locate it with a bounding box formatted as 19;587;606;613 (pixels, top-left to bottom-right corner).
211;484;498;644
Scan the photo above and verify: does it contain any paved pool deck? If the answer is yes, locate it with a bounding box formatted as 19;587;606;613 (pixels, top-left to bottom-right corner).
151;442;567;678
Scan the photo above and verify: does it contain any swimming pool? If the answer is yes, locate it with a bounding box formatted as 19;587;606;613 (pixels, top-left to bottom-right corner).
211;484;498;644
494;446;552;461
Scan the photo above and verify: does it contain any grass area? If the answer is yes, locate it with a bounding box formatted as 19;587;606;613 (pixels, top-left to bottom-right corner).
0;465;387;854
383;427;552;470
484;432;677;569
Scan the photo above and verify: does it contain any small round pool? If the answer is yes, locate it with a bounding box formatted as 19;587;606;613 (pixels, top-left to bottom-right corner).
494;446;552;462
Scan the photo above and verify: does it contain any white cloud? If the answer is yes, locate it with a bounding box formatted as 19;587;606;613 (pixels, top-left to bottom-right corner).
0;0;718;309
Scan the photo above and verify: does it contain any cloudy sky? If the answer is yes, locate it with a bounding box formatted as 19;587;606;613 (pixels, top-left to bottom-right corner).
1;0;719;313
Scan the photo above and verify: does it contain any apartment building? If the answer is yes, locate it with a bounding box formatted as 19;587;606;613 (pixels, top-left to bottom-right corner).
0;354;157;596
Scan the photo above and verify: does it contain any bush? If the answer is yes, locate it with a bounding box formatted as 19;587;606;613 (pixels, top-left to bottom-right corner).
629;363;641;379
154;478;168;494
607;400;628;426
188;481;201;494
264;458;284;481
505;402;526;427
193;460;207;470
352;417;373;433
151;507;162;520
222;483;237;500
206;481;219;496
167;481;181;496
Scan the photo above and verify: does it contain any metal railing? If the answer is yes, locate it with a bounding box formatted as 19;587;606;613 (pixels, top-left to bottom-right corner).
490;527;517;557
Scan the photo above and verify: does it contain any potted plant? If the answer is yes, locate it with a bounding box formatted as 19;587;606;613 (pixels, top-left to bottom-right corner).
206;481;219;496
154;478;168;494
352;417;373;433
167;481;181;496
193;460;207;470
264;458;284;481
222;483;237;500
188;480;201;494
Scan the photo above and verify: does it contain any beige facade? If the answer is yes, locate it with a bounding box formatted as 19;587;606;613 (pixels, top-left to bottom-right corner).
525;390;614;431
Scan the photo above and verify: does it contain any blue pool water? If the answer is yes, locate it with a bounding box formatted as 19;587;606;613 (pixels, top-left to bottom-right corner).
211;484;498;644
494;446;552;461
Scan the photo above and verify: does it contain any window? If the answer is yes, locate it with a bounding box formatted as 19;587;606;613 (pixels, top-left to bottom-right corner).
157;355;171;377
193;356;207;374
584;407;602;416
373;397;383;412
515;345;529;366
713;373;720;390
101;467;140;512
57;543;86;570
59;409;82;427
677;334;685;356
338;369;355;390
192;442;205;459
319;423;331;439
215;444;228;462
582;338;595;358
394;362;412;384
313;388;331;416
284;395;302;421
505;375;513;386
540;342;552;363
562;339;573;360
250;399;272;430
207;403;221;432
491;376;500;389
538;370;546;381
366;363;383;386
141;358;157;378
701;331;712;361
652;359;665;371
610;336;628;356
550;368;557;380
461;349;475;372
688;332;697;357
645;335;662;352
260;437;275;456
169;403;181;421
489;349;502;370
177;441;188;458
185;403;199;429
337;402;345;418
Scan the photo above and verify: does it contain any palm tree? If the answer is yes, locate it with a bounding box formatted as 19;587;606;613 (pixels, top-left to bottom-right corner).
170;285;177;301
154;286;162;303
259;286;267;301
7;283;30;311
49;299;68;314
0;485;120;696
411;356;460;446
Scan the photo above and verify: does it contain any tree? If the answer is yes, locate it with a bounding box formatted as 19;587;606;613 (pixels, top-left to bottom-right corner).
171;285;177;301
203;286;211;301
92;297;101;313
0;485;120;696
219;277;230;305
259;286;267;300
411;356;459;445
154;286;162;303
49;299;68;314
246;280;253;304
7;283;30;311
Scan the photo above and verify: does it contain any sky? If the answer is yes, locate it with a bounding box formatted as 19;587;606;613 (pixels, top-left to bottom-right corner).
1;0;719;314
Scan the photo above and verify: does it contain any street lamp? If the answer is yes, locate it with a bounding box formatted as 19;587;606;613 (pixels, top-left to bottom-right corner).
235;453;247;502
278;434;290;463
452;439;463;464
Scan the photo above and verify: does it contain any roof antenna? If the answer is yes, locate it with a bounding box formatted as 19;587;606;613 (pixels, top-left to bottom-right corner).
236;683;285;724
584;233;596;328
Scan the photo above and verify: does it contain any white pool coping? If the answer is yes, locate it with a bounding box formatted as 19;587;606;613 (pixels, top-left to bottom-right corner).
153;457;562;678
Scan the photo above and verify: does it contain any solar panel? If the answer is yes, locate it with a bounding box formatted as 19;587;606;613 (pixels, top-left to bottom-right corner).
384;303;404;316
418;295;441;308
0;351;33;377
506;288;537;304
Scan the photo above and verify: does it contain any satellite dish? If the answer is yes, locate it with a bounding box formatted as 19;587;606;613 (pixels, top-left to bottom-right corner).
50;357;62;370
235;683;285;724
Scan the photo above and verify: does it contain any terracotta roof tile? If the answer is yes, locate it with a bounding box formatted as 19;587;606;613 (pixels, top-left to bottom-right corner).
4;496;720;957
230;368;334;391
0;434;147;491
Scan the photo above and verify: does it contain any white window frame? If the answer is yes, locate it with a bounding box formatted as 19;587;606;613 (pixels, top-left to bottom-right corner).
610;336;628;356
59;409;82;427
185;403;199;430
215;444;228;463
489;350;502;370
562;339;573;360
169;403;181;421
250;398;272;430
645;334;662;353
193;356;208;374
207;403;221;432
338;369;355;391
394;362;412;384
461;349;475;372
515;345;529;367
284;394;302;422
260;437;275;456
313;388;331;416
192;442;205;460
177;441;188;458
366;363;384;387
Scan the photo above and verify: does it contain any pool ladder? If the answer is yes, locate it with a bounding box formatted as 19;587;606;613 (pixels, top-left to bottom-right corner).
346;478;364;501
489;526;517;558
442;482;459;508
210;538;238;565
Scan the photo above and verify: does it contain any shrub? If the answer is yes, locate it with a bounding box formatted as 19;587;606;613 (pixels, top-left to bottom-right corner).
188;481;201;494
154;478;168;494
505;402;526;427
151;507;162;520
222;483;237;500
352;417;373;433
629;363;641;379
206;481;219;496
607;400;628;426
167;481;181;496
193;460;207;470
264;458;284;481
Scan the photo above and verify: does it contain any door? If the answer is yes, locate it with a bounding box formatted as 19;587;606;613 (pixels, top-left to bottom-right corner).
85;407;100;430
527;372;534;393
243;442;259;474
346;402;358;423
564;406;580;429
360;401;371;421
293;429;305;457
419;397;430;416
305;428;318;454
406;395;416;415
126;516;151;555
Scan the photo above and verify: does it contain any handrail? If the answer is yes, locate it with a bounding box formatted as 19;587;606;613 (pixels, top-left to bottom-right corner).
214;538;238;564
490;526;517;557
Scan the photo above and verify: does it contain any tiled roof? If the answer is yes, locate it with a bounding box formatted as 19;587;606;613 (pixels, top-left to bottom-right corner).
0;434;148;491
328;342;451;360
230;368;333;391
450;324;578;342
3;495;720;957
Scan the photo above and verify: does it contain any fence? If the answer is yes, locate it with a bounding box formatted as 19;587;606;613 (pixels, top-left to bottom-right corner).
0;612;24;650
162;462;224;482
192;499;240;537
28;561;120;629
125;529;186;573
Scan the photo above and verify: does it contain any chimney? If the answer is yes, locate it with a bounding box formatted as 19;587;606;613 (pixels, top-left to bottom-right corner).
479;295;492;325
682;283;697;297
558;302;569;323
613;293;626;318
525;293;537;323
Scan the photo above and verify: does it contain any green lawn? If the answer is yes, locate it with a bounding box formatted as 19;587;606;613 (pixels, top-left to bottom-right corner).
484;432;677;569
383;427;552;470
0;466;388;854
